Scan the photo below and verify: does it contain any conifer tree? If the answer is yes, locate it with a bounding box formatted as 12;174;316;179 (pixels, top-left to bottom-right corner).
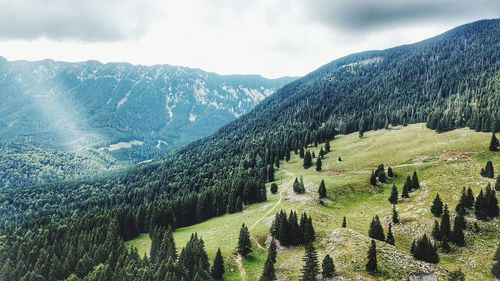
485;184;499;218
402;176;411;198
270;183;278;194
475;189;487;220
318;180;327;199
368;215;385;241
303;151;313;169
490;133;499;151
269;238;277;264
259;255;276;281
452;214;465;246
378;170;387;183
492;243;500;279
301;243;319;281
387;166;394;178
237;224;252;257
211;248;224;280
312;151;316;158
370;170;377;186
465;187;475;208
319;147;325;159
388;184;398;204
432;220;442;241
321;254;335;278
411;234;439;263
411;171;420;190
325;140;331;152
481;161;495;178
386;223;395;246
338;156;342;161
431;193;444;217
315;157;322;171
440;205;451;240
366;240;378;273
392;205;399;224
342;216;347;228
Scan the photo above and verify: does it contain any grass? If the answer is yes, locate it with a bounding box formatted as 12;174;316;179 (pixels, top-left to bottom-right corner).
127;124;499;280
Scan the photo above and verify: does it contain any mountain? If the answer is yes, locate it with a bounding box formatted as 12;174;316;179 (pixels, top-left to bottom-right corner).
0;58;294;187
0;19;499;281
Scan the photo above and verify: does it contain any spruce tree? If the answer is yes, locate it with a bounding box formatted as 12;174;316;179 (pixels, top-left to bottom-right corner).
411;171;420;190
432;220;442;241
485;184;499;218
321;254;335;278
492;243;500;279
269;238;277;264
270;183;278;194
440;205;451;240
368;215;385;241
301;243;319;281
392;205;399;224
475;189;487;220
325;140;331;152
386;223;395;246
452;214;465;246
237;224;252;257
490;133;499;151
211;248;224;280
402;176;411;198
370;170;377;186
318;180;327;199
303;151;313;169
388;184;398;204
387;166;394;178
465;187;475;208
431;193;444;217
411;234;439;264
342;216;347;228
366;240;378;273
315;157;322;171
481;161;495;178
259;255;276;281
319;147;325;159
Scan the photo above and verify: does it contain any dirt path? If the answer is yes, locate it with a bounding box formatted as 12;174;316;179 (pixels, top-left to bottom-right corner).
227;255;247;281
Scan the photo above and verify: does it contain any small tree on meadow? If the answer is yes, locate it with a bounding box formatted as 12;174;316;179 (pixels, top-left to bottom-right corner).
490;133;499;151
211;248;224;280
386;223;395;246
368;215;385;241
300;243;319;281
392;205;399;224
315;157;322;171
388;184;398;204
237;224;252;257
318;180;327;199
366;240;378;273
431;193;444;217
270;183;278;194
321;254;336;278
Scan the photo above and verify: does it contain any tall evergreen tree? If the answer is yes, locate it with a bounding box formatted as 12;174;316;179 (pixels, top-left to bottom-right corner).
211;248;224;280
440;205;451;241
259;255;276;281
366;240;378;273
431;193;444;217
481;161;495;178
370;170;377;186
475;188;487;220
411;234;439;264
368;215;385;241
324;140;331;153
402;176;411;198
315;157;322;171
301;243;319;281
237;224;252;257
485;184;499;218
452;214;465;246
303;151;313;169
318;180;327;199
465;187;475;208
411;171;420;190
490;133;499;151
392;205;399;224
388;184;398;204
342;216;347;228
387;166;394;178
386;223;395;246
269;238;277;264
321;254;336;279
432;220;442;241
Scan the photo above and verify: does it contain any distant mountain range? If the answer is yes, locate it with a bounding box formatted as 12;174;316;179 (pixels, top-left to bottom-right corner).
0;58;294;187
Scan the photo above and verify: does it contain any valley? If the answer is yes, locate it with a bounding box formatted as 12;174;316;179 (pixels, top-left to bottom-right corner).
127;124;500;280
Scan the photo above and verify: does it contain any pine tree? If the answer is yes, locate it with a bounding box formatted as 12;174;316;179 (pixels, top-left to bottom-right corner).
293;178;305;194
368;215;385;241
452;214;465;246
432;220;442;241
475;189;487;220
338;156;342;161
465;187;475;208
490;133;499;151
492;243;500;279
388;184;398;204
402;176;411;198
386;223;395;246
259;255;276;281
366;240;378;273
318;180;327;198
342;216;347;228
325;140;331;152
411;234;439;264
411;171;420;190
303;151;313;169
485;184;499;218
237;224;252;257
481;161;495;178
370;170;377;186
431;193;444;217
211;248;224;280
321;254;335;278
387;166;394;178
270;183;278;194
440;205;451;240
392;205;399;224
315;157;322;171
301;243;319;281
269;238;277;264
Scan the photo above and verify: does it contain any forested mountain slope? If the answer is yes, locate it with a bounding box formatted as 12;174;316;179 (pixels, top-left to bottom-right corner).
1;19;499;228
0;58;293;188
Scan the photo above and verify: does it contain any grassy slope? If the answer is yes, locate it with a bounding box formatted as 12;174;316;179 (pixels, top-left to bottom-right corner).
127;124;500;280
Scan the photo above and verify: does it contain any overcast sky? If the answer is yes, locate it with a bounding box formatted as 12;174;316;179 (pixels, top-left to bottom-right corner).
0;0;499;78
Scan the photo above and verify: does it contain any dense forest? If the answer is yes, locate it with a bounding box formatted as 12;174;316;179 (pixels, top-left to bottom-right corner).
0;19;499;280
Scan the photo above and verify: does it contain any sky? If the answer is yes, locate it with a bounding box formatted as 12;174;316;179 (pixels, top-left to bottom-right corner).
0;0;499;78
